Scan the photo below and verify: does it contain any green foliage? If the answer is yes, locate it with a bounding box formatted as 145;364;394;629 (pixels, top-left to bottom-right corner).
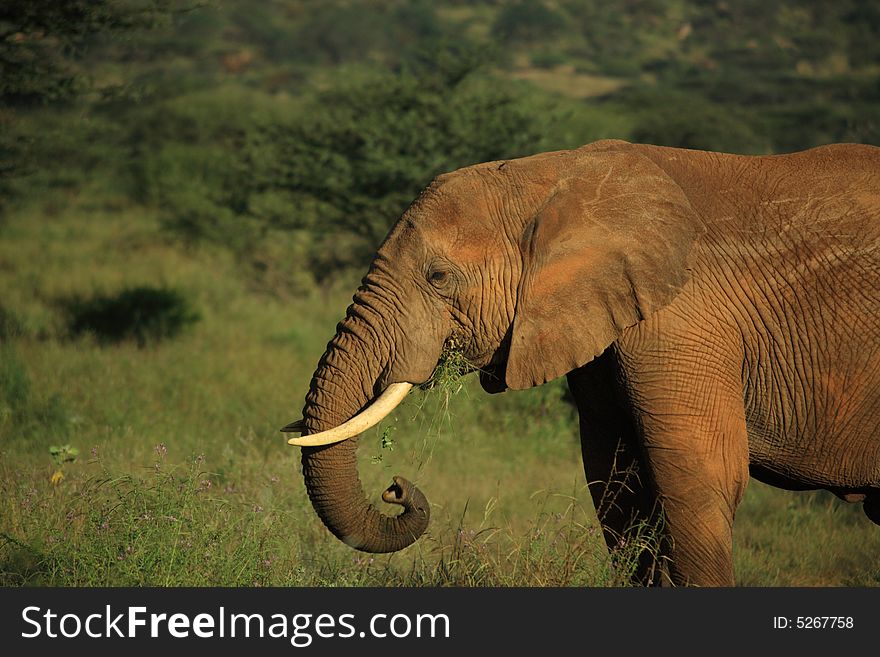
2;107;132;211
262;62;551;271
616;87;771;154
0;346;69;441
0;0;179;106
492;0;566;44
0;305;24;340
0;1;183;213
146;51;559;279
285;0;445;67
131;86;295;246
48;444;79;466
420;338;473;394
530;50;568;69
63;286;199;347
370;427;396;464
0;346;30;413
417;337;476;423
843;2;880;67
132;83;335;288
560;0;672;76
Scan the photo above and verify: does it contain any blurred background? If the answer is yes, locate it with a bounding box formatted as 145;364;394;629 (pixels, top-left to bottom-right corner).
1;0;879;586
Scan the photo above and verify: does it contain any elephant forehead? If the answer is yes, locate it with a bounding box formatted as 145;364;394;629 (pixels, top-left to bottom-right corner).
409;218;509;267
416;172;492;213
405;180;506;235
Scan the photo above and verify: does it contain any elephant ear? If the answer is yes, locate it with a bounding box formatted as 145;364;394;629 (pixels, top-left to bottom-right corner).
504;148;703;390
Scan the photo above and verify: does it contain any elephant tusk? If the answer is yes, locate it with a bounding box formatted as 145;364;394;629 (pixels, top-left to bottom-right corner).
283;382;414;447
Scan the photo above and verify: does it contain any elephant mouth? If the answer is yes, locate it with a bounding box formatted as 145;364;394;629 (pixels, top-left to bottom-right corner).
479;360;508;393
477;332;512;394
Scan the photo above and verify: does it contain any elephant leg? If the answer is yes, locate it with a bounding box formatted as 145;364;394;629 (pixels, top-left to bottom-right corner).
567;352;667;586
626;374;750;587
643;438;748;586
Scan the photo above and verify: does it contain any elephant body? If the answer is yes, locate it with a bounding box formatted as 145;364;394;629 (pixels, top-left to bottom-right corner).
571;143;880;584
291;140;880;586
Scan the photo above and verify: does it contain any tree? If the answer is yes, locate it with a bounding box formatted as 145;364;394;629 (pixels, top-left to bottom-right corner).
250;53;554;273
0;0;180;106
0;1;185;212
146;47;561;282
491;0;566;44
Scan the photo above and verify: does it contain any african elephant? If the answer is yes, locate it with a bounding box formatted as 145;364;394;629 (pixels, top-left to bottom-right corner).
284;139;880;586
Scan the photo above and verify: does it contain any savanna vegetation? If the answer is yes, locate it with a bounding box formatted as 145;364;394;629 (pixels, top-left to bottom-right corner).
2;0;878;586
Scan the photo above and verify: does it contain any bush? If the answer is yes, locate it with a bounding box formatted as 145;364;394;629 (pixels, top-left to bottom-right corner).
245;54;563;275
612;87;770;154
492;0;566;44
141;50;564;281
530;51;568;69
287;0;444;66
766;100;880;153
0;0;177;106
63;286;199;347
129;86;318;294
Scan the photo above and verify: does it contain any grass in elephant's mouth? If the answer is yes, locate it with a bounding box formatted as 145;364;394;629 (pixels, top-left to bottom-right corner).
414;338;475;434
420;338;474;396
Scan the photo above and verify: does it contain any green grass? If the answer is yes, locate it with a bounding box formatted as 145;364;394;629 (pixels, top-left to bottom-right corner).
735;484;880;586
1;197;878;587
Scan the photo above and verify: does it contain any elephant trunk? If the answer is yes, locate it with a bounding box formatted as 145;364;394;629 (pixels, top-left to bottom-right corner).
298;305;430;553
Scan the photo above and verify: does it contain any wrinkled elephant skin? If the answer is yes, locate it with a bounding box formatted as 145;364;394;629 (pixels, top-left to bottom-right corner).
292;140;880;586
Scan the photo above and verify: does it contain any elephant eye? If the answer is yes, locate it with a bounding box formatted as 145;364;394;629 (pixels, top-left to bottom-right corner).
428;268;449;286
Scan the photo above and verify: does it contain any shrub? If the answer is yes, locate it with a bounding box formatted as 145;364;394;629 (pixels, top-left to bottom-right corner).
492;0;567;44
288;1;444;66
243;55;560;276
63;286;199;347
530;51;568;69
0;0;177;106
141;50;564;281
129;86;319;294
612;87;770;154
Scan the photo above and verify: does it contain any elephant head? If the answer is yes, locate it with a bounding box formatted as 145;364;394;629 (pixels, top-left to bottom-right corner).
285;139;703;553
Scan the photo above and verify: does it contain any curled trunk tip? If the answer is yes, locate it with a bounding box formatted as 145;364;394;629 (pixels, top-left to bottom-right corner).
301;437;431;554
